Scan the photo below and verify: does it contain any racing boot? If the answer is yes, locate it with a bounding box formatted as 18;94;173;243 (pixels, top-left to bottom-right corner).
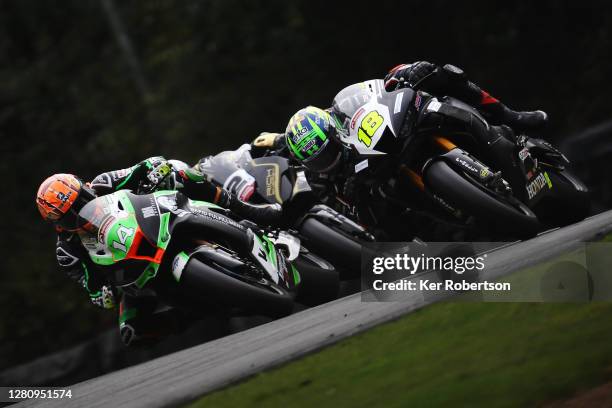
477;93;548;133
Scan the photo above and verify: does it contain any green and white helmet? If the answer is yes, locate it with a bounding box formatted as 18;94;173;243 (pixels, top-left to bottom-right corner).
285;106;343;173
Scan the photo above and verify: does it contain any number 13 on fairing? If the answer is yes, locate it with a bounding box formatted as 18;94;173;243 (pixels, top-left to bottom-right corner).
357;110;384;147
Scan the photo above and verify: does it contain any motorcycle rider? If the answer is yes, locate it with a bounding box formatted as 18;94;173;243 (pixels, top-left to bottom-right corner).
263;61;548;237
36;157;282;347
383;61;547;131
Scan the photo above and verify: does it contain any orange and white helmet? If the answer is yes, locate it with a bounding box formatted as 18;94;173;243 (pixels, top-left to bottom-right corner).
36;174;96;231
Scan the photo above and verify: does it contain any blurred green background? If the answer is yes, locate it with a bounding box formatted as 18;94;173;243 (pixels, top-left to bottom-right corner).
1;0;611;369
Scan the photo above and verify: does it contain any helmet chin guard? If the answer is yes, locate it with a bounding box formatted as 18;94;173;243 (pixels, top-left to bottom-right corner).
285;106;343;173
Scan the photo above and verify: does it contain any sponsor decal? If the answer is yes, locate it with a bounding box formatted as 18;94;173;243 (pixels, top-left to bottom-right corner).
355;159;369;173
265;168;276;197
518;148;530;161
292;126;309;143
455;157;479;174
432;193;457;214
526;171;551;199
350;107;366;130
544;172;553;189
192;207;244;230
142;206;157;218
427;99;441;112
414;93;422;110
172;252;189;282
480;168;490;178
98;215;116;243
112;168;130;181
302;139;316;152
56;190;72;204
393;92;404;114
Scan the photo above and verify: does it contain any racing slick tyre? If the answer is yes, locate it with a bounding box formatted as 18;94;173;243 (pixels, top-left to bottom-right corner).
423;160;541;238
180;258;294;318
293;255;339;307
299;218;363;279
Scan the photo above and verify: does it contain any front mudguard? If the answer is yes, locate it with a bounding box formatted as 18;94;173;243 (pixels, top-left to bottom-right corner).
530;168;590;227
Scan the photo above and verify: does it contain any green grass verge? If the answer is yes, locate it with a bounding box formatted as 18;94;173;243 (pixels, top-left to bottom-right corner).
187;302;612;408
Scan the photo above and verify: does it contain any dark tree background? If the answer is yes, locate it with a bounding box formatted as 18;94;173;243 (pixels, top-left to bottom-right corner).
1;0;611;369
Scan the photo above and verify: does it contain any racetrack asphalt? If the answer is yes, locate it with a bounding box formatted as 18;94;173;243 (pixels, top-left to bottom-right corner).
15;211;612;408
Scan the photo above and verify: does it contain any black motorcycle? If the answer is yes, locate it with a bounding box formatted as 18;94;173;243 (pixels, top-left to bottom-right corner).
330;79;590;239
197;144;373;279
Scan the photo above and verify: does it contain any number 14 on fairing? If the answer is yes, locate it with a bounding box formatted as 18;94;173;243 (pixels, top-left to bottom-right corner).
112;226;134;252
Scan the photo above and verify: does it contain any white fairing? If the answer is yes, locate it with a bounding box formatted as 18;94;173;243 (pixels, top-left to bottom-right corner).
250;232;280;283
338;80;396;156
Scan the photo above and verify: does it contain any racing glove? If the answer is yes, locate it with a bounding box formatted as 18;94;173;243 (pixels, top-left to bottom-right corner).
251;132;287;158
90;285;116;309
384;61;437;91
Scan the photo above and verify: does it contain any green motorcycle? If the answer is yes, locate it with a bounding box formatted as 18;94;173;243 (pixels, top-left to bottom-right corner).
76;189;338;318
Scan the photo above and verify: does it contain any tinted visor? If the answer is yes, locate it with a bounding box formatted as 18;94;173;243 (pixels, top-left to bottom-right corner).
56;185;96;231
302;138;342;173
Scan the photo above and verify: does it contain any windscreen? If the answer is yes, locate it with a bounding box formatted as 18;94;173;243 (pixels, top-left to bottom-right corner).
331;80;381;135
201;144;254;184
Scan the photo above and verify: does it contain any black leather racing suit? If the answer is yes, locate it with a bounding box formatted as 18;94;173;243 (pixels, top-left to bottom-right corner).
253;62;544;238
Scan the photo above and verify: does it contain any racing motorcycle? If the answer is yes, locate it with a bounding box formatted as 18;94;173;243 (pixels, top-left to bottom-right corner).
330;79;590;239
197;144;373;279
76;189;339;320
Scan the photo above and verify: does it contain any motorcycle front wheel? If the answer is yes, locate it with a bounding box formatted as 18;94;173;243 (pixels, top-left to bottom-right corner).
423;160;541;239
180;257;295;318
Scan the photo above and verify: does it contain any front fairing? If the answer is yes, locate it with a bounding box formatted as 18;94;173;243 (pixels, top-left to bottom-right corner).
331;79;416;157
198;144;257;201
77;190;174;287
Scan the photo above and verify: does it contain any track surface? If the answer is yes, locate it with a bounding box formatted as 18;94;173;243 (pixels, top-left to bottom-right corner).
17;211;612;408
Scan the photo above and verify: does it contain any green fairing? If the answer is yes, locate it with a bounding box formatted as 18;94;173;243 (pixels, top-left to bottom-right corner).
85;191;173;289
260;235;278;268
135;264;160;289
82;262;101;297
106;213;139;262
291;263;301;285
158;212;171;245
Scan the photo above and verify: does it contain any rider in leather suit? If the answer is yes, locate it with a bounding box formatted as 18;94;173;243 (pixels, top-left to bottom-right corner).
38;157;282;347
258;61;548;238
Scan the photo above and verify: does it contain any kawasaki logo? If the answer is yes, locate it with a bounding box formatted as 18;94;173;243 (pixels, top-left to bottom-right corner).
526;172;549;199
